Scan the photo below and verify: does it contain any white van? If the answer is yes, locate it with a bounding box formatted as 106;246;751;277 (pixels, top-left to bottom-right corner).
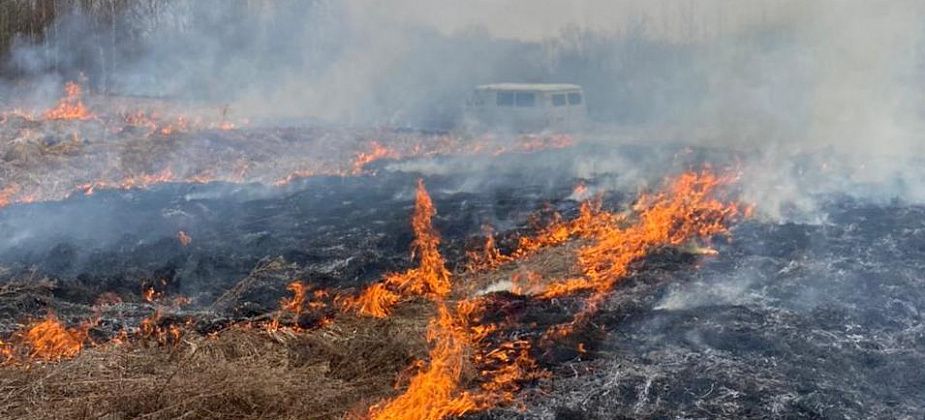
463;83;588;132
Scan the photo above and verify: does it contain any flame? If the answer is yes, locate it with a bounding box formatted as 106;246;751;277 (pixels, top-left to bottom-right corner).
22;313;90;361
0;184;21;208
368;298;539;420
541;170;741;299
280;281;308;316
138;287;189;346
364;183;544;420
465;225;511;272
76;167;176;196
0;130;575;209
0;169;742;419
346;180;451;317
142;287;160;303
368;302;478;420
266;281;333;332
43;82;94;121
139;308;183;347
514;199;618;259
569;180;590;201
352;141;400;174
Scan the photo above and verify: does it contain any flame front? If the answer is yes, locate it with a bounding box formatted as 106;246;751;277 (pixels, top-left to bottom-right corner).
367;170;744;420
541;170;741;299
346;179;451;317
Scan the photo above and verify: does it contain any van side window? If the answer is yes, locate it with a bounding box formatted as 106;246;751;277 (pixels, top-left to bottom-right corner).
515;92;535;107
497;92;514;106
567;92;582;105
552;94;567;107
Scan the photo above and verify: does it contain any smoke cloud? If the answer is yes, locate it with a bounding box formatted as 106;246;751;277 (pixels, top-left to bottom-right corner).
4;0;925;219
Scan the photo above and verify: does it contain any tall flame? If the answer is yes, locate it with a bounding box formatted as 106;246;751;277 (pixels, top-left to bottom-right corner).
368;302;478;419
346;179;451;317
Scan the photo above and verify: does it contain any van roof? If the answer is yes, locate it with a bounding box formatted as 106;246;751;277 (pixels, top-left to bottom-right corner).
475;83;582;92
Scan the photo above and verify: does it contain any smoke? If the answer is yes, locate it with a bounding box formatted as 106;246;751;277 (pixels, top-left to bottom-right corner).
4;0;925;218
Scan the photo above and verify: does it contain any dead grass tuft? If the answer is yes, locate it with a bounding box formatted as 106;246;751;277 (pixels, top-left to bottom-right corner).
0;306;431;420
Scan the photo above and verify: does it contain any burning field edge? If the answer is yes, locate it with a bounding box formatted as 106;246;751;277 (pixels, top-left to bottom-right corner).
0;157;747;419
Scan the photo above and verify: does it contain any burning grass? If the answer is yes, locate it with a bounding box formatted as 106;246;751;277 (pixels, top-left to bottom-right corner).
0;169;746;419
0;85;576;210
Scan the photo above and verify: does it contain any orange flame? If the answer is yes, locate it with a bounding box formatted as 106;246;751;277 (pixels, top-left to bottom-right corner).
368;302;479;419
139;308;183;347
465;225;511;272
352;141;400;175
346;179;451;317
365;184;544;420
369;298;539;420
44;82;94;121
143;287;160;303
514;198;618;259
541;170;741;299
0;184;21;208
22;313;90;361
280;281;308;316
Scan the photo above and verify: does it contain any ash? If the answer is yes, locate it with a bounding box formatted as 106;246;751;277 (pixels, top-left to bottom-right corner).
482;200;925;419
1;144;923;419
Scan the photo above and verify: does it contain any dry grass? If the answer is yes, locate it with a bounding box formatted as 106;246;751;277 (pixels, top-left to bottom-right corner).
0;304;432;420
0;238;589;419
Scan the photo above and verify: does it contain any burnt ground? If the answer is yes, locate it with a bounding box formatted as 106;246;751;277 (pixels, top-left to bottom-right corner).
478;200;925;419
0;144;924;419
0;147;620;331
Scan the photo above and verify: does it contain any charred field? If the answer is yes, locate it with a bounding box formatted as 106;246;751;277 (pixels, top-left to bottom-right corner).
2;3;925;417
0;104;922;420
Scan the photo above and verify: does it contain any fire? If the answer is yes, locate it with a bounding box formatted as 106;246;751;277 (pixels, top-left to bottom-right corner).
157;116;190;136
367;294;541;420
352;141;400;174
513;199;618;259
143;287;160;303
569;180;590;201
43;82;94;121
139;309;183;347
76;167;176;196
541;170;741;299
0;184;21;208
371;170;743;420
122;111;158;131
266;281;333;332
368;299;539;420
368;302;478;420
465;225;511;272
280;281;308;315
22;313;90;361
363;182;545;420
346;179;451;317
0;129;576;209
138;288;189;346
